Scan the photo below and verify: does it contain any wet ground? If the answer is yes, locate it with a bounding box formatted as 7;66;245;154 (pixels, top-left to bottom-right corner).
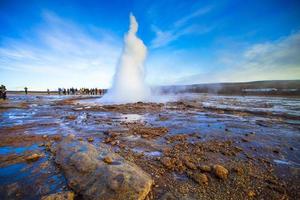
0;94;300;199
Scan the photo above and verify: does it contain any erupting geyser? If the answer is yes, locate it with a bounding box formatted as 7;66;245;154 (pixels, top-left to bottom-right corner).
101;13;150;103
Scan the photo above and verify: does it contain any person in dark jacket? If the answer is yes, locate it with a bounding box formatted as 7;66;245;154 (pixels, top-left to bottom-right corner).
0;85;7;100
24;87;28;95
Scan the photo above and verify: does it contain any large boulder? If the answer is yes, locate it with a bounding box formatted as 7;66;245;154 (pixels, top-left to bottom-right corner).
55;135;153;200
41;191;74;200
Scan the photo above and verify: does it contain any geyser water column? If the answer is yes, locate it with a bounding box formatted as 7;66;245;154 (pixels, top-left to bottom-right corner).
101;13;150;103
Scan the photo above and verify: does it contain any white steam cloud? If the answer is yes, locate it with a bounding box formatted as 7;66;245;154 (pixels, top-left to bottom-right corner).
101;13;151;103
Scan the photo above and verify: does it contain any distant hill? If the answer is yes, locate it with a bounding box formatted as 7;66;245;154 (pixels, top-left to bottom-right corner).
159;80;300;96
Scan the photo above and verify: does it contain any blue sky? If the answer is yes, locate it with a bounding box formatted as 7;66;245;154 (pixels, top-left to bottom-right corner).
1;0;300;90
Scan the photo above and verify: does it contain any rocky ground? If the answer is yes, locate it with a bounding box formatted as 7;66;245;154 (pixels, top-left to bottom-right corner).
0;94;299;199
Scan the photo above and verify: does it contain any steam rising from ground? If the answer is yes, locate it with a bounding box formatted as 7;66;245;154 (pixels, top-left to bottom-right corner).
101;13;151;103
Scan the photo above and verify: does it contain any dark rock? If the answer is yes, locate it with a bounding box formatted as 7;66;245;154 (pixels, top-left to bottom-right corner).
272;149;280;154
241;138;250;142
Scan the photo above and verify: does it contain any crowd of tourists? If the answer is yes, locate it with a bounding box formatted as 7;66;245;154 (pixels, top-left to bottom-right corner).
0;85;105;99
57;88;104;95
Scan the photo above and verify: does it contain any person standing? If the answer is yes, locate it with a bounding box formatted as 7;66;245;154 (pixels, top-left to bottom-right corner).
24;87;28;95
47;89;50;95
71;87;75;95
0;85;7;100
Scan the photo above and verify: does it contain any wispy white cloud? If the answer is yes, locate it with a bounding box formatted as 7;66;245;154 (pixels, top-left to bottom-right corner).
174;6;213;28
174;31;300;84
150;6;214;48
0;11;122;90
151;24;213;49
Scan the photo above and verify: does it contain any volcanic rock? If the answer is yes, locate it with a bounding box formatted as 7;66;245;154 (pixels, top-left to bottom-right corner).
45;142;52;151
55;135;153;200
233;166;244;175
248;191;256;198
103;156;113;164
199;165;211;172
184;159;197;170
213;164;229;180
87;137;94;142
189;173;209;185
52;135;62;141
160;157;173;170
66;115;76;120
41;191;74;200
25;153;42;162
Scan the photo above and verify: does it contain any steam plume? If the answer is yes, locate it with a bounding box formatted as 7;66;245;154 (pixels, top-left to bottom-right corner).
101;13;150;103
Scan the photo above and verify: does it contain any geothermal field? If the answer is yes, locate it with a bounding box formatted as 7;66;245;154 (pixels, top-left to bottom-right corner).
1;5;300;200
1;92;300;199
